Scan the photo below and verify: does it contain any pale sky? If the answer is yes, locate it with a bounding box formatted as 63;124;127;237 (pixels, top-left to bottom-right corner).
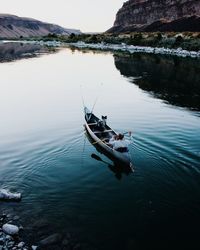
1;0;125;32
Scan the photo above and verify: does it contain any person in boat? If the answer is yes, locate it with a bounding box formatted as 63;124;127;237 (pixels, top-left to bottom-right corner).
109;132;131;153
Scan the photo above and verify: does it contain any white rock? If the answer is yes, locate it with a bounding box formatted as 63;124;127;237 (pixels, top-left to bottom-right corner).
6;234;12;240
13;216;20;221
31;246;38;250
69;42;200;58
7;241;14;247
17;242;25;248
0;189;21;201
2;224;19;235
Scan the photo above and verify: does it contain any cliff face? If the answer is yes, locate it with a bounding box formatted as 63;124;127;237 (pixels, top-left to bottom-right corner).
108;0;200;32
0;14;81;39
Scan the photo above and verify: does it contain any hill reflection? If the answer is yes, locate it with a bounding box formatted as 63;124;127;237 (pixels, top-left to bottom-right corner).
114;53;200;111
0;42;56;62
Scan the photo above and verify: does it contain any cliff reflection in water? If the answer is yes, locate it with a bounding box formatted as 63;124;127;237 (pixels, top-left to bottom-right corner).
114;53;200;111
0;42;56;62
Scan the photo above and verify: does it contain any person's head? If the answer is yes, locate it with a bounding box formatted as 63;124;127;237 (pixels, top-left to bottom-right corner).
118;133;124;140
114;135;118;140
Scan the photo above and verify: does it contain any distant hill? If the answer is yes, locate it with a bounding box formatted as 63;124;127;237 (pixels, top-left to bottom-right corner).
108;0;200;33
0;14;81;39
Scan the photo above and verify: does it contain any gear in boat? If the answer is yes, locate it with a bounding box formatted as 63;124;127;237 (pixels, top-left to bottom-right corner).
88;115;129;153
84;107;133;168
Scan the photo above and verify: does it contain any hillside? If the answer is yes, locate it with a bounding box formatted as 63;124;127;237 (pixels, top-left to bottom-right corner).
0;14;81;39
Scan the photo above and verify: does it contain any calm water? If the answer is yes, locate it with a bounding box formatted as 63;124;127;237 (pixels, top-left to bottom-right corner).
0;43;200;249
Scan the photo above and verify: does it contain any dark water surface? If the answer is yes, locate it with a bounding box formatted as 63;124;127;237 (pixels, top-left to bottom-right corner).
0;43;200;249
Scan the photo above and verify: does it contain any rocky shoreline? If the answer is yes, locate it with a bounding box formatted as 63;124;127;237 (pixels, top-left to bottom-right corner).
0;213;36;250
0;190;83;250
0;211;84;250
1;38;200;59
68;41;200;58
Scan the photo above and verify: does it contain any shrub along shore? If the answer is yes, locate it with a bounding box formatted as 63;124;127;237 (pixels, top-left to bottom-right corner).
3;32;199;52
66;32;200;52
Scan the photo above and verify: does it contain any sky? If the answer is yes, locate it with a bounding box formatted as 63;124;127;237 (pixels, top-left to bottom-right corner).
1;0;125;32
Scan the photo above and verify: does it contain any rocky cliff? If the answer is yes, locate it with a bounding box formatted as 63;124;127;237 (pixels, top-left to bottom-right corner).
0;14;81;39
108;0;200;32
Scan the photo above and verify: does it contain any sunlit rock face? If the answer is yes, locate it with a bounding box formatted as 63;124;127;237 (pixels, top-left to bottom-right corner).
0;14;81;38
108;0;200;32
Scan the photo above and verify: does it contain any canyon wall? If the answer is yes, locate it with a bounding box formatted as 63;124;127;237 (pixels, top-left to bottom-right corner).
108;0;200;32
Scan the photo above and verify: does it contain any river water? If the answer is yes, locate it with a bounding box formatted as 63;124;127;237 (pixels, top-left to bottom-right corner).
0;42;200;249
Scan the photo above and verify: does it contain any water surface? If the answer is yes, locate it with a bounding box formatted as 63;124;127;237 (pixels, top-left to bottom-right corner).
0;43;200;249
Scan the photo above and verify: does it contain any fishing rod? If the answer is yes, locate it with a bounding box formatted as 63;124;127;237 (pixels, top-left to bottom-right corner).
87;96;98;121
80;83;102;111
80;85;86;109
88;83;103;120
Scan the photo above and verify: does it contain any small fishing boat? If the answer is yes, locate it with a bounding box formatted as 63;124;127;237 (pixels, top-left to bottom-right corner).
84;107;133;168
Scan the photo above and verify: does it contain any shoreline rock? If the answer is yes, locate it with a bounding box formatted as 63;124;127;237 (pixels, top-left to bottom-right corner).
0;213;37;250
0;189;21;201
0;212;84;250
69;41;200;58
0;35;200;58
39;233;62;246
2;223;19;235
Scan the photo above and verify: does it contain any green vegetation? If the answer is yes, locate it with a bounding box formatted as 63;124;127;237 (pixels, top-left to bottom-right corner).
61;32;200;51
2;32;200;51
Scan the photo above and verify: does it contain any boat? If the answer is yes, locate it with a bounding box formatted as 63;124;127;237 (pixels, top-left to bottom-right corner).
84;107;133;169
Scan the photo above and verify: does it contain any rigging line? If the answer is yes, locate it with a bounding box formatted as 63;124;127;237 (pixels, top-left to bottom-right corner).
127;135;135;172
89;83;103;120
81;130;87;168
88;96;98;121
91;95;99;114
80;85;85;108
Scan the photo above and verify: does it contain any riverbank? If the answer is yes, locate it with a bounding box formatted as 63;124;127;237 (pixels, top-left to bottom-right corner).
54;32;200;58
65;32;200;52
0;209;83;250
0;190;82;250
68;41;200;58
6;32;199;51
0;213;36;250
1;32;200;58
1;40;199;59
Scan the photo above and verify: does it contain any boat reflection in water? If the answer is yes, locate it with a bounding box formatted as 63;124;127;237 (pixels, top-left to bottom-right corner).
85;131;133;180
